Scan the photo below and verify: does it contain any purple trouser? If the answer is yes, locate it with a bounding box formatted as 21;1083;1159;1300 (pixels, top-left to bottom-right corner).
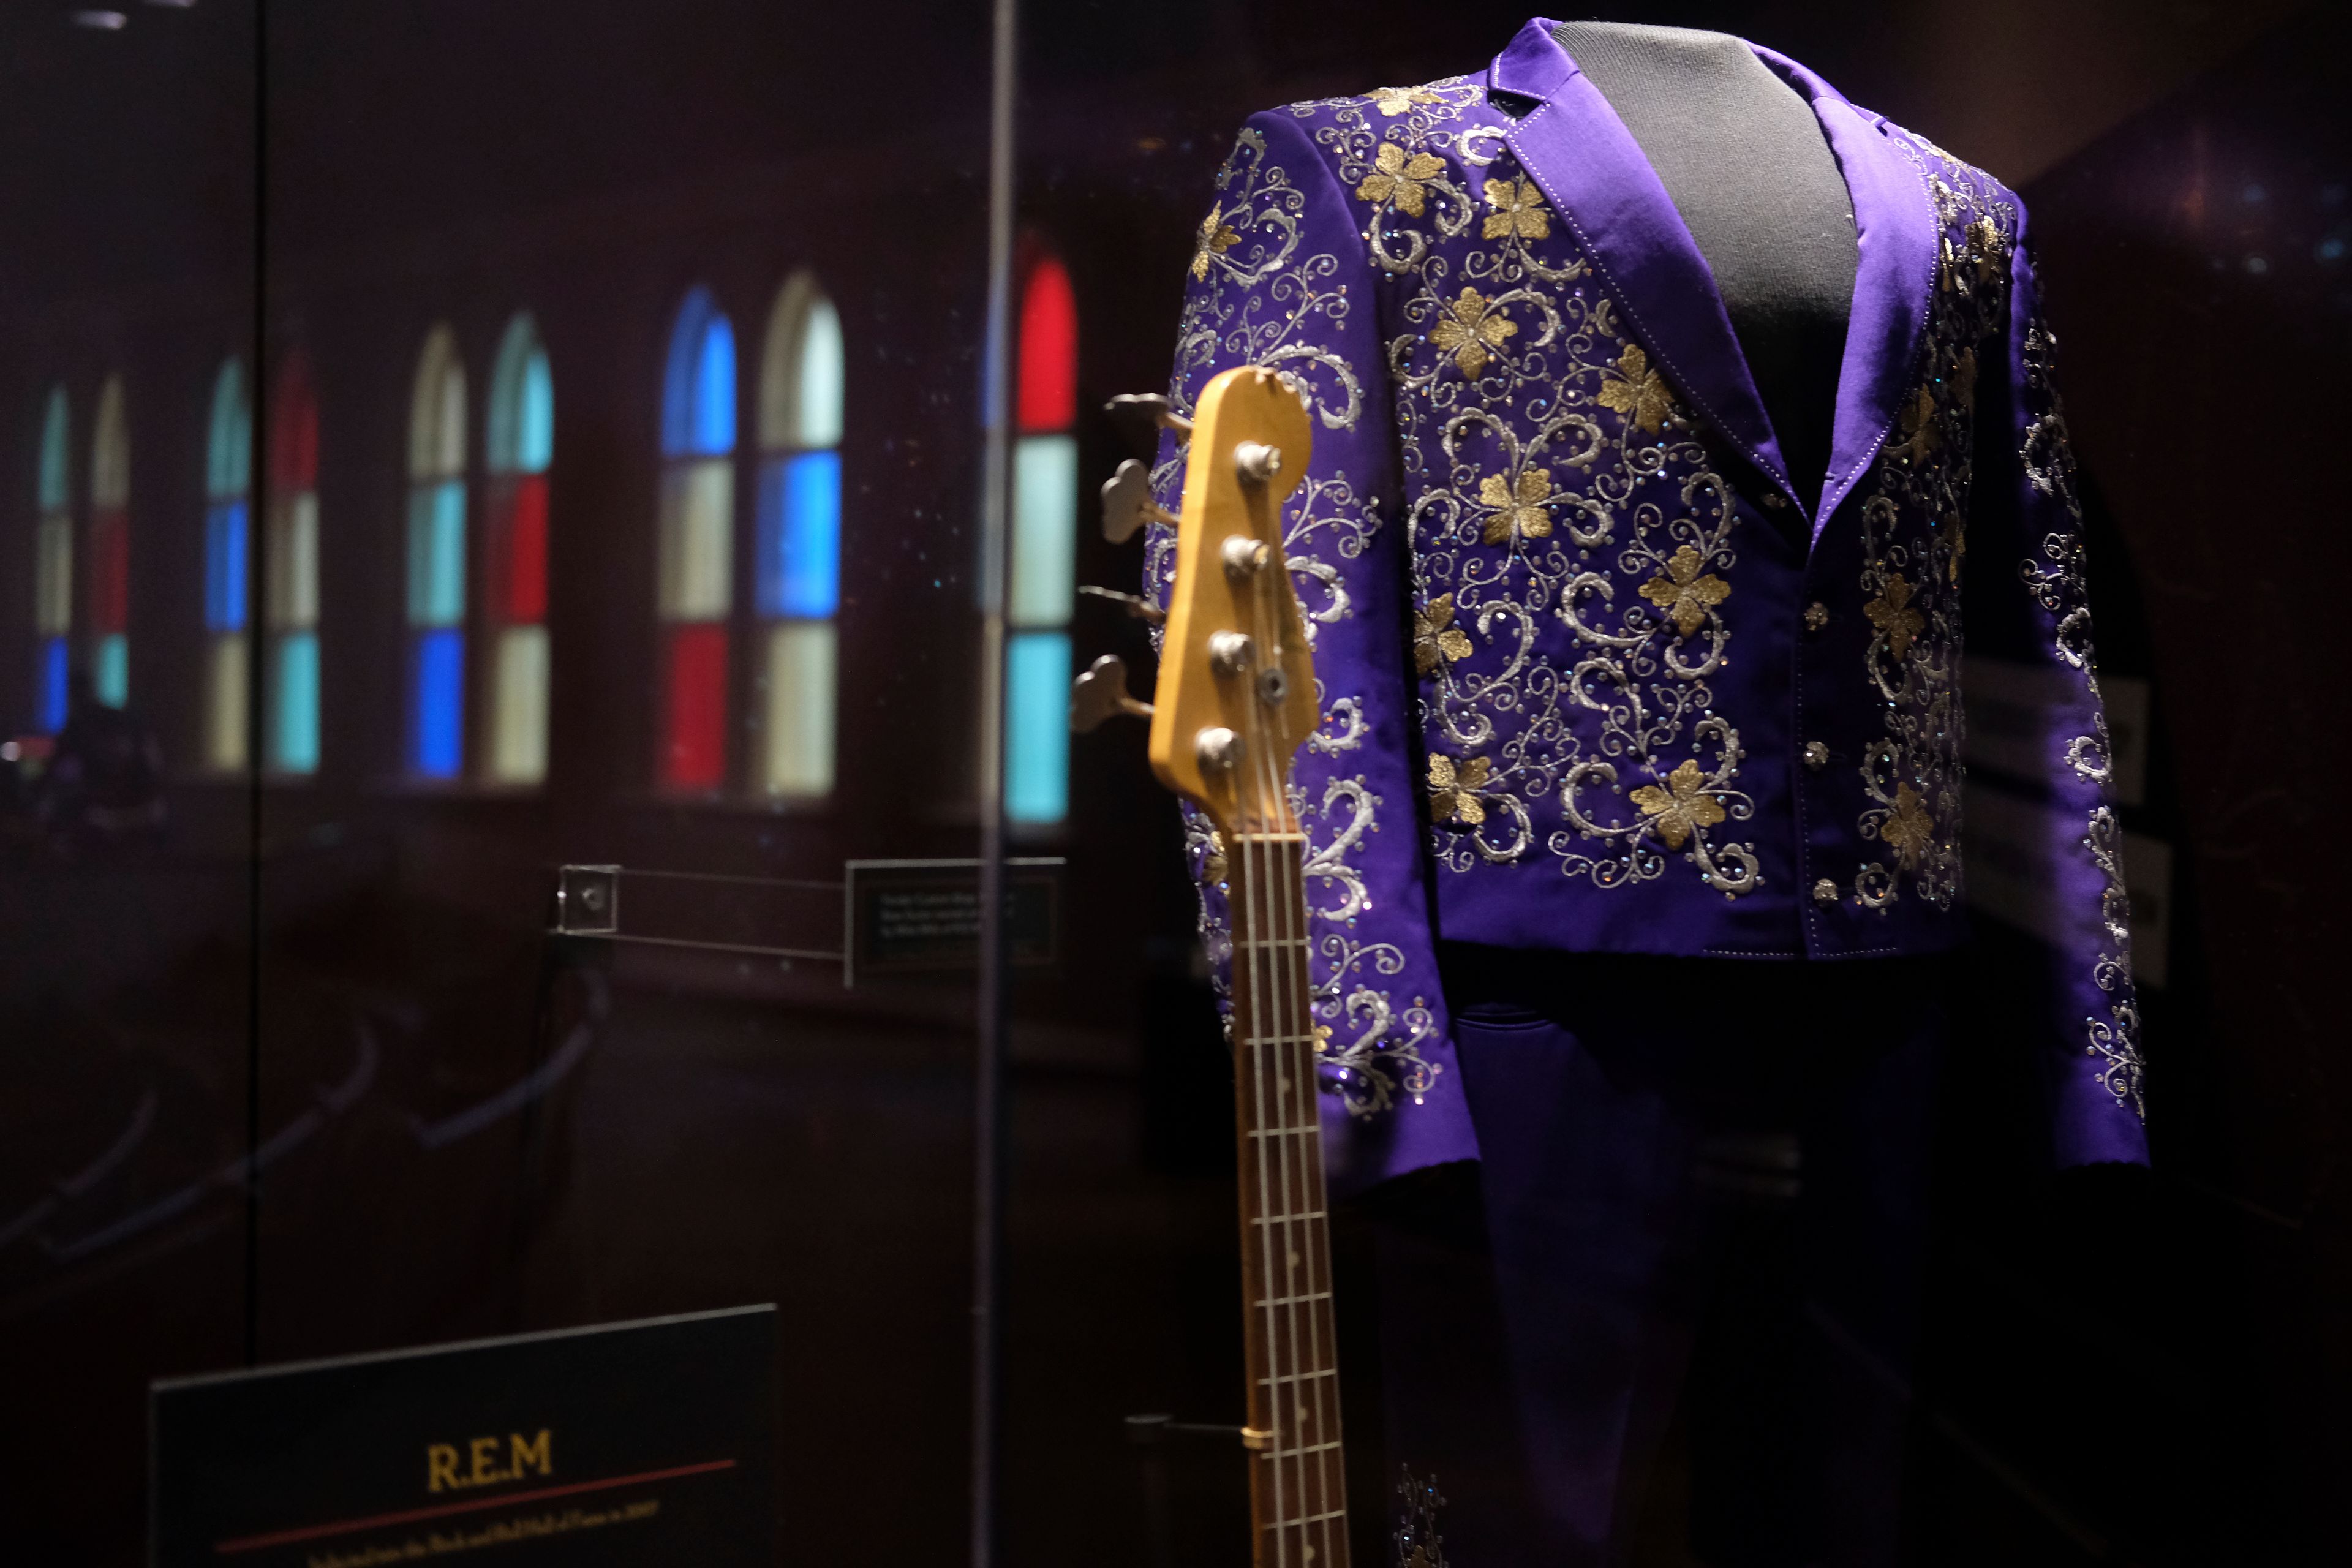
1362;948;1947;1567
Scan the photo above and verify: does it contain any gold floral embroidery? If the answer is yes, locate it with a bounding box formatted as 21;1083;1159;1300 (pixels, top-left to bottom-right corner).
1429;286;1517;377
1966;215;2007;281
1482;177;1551;241
1949;346;1977;407
1637;544;1732;636
1373;86;1441;116
1630;759;1727;850
1189;203;1240;281
1890;386;1942;464
1943;513;1966;582
1357;140;1446;217
1880;783;1934;869
1597;343;1673;434
1200;829;1227;886
1428;753;1490;826
1477;467;1555;545
1865;572;1927;659
1412;592;1474;674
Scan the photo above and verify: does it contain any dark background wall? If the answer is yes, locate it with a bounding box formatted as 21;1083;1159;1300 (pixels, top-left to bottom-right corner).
0;2;2342;1564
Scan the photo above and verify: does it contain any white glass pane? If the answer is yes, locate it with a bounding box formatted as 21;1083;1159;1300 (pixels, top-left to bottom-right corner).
1009;434;1077;629
207;633;248;772
92;379;129;507
659;458;733;620
272;492;320;628
489;625;549;785
794;298;845;450
761;620;835;798
35;515;72;635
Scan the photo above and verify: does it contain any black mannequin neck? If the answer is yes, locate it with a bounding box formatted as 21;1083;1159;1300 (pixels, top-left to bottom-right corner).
1553;21;1858;513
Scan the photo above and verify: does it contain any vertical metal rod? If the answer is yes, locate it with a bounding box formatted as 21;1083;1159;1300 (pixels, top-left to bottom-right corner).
243;0;270;1371
971;1;1020;1566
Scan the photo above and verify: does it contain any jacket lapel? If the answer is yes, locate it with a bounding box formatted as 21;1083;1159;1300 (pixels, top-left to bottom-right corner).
1752;47;1940;540
1490;21;1940;543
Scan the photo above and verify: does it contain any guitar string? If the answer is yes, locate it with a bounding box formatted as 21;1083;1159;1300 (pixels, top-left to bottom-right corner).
1235;582;1290;1568
1250;505;1330;1562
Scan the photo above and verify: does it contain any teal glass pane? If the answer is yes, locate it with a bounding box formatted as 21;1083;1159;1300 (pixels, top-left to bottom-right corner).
1009;434;1077;628
208;360;251;499
407;479;466;625
38;386;69;510
273;631;320;773
1005;630;1070;824
519;349;553;473
94;634;129;709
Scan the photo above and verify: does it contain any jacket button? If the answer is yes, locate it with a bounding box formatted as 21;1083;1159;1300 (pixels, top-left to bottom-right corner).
1811;878;1839;906
1803;601;1829;631
1803;741;1829;770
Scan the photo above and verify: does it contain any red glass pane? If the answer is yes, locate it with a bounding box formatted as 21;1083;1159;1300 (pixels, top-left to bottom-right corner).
500;474;549;624
273;352;319;491
662;622;728;790
1016;254;1077;434
88;511;129;633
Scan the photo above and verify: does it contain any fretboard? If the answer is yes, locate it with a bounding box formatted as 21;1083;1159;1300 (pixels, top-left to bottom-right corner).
1227;832;1350;1568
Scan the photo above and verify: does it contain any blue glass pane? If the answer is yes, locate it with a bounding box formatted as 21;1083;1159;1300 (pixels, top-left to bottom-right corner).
407;480;466;625
94;635;128;709
1005;630;1070;824
662;288;735;458
37;636;68;733
693;319;736;455
519;349;553;473
757;451;840;619
206;500;249;631
410;628;464;779
273;632;320;774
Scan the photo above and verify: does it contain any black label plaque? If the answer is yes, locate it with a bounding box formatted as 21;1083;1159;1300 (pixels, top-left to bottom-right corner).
151;1305;774;1567
843;858;1061;984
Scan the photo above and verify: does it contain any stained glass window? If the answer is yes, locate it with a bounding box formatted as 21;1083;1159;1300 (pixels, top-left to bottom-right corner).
204;358;252;771
34;386;71;731
753;271;842;799
1006;251;1077;824
484;313;552;786
406;325;468;780
657;287;736;791
268;352;322;775
88;377;130;710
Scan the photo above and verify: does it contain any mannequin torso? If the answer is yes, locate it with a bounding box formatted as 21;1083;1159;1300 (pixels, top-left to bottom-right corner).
1552;21;1858;511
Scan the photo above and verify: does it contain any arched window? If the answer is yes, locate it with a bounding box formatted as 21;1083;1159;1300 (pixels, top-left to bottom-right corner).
484;313;552;786
267;352;322;775
405;325;467;780
33;386;71;731
203;358;252;771
657;286;736;791
1006;250;1078;824
754;272;842;799
89;377;130;709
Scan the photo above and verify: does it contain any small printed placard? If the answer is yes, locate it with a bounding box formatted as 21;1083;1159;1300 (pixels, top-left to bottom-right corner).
843;858;1063;984
151;1306;774;1567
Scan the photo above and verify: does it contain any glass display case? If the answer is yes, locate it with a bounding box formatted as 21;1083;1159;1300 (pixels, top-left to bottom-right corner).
1;3;2345;1564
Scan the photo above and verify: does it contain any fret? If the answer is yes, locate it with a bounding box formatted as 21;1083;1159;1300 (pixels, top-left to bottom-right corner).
1256;1366;1338;1385
1253;1293;1332;1311
1250;1209;1327;1224
1235;935;1312;949
1245;1124;1322;1140
1262;1508;1349;1528
1257;1439;1343;1458
1239;1032;1321;1046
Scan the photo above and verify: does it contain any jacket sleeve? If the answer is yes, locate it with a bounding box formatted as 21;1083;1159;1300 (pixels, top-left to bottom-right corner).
1969;199;2150;1167
1147;110;1480;1193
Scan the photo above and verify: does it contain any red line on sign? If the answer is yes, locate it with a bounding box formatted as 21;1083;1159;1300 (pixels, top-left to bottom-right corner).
212;1457;739;1555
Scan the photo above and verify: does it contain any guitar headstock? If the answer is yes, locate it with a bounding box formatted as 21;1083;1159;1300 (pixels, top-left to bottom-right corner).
1147;367;1317;840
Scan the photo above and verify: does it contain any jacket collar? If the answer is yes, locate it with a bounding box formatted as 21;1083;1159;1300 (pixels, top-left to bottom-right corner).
1489;19;1939;540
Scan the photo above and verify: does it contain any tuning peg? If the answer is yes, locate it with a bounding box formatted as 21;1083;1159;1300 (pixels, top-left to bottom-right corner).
1101;459;1177;545
1076;584;1167;625
1104;393;1192;455
1071;654;1154;734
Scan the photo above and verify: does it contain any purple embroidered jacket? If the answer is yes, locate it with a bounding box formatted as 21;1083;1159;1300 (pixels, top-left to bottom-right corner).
1148;18;2146;1189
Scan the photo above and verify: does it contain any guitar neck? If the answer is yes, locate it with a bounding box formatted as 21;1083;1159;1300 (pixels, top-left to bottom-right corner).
1226;832;1351;1568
